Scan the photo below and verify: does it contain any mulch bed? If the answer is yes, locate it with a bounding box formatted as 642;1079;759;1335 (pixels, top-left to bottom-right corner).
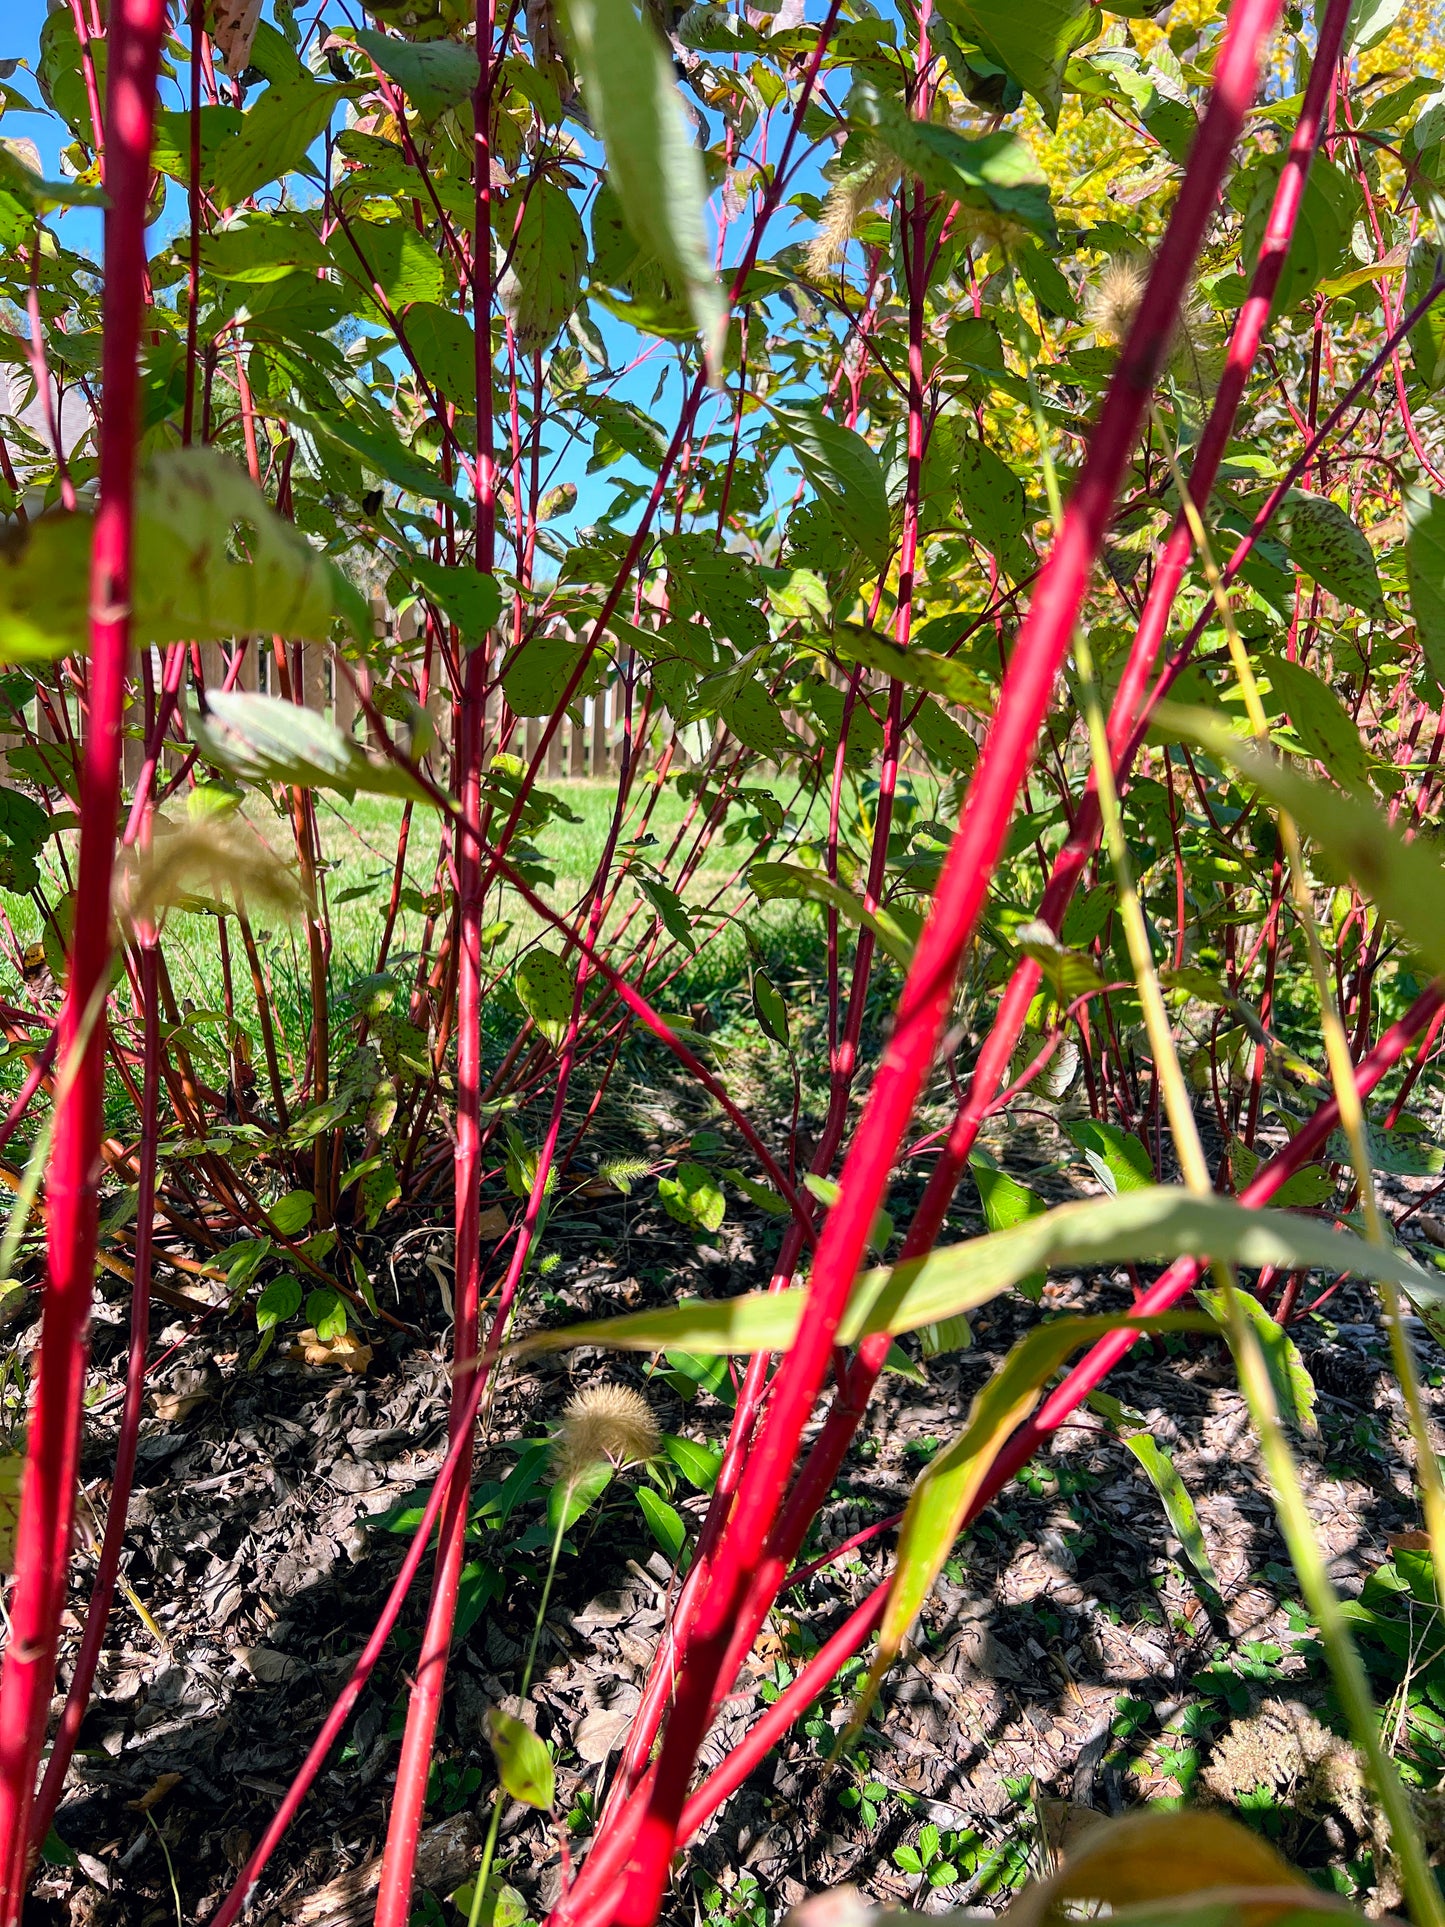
18;1137;1445;1927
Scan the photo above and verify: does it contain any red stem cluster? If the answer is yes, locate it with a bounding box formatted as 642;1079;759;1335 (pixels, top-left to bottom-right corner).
0;3;168;1912
8;2;1445;1921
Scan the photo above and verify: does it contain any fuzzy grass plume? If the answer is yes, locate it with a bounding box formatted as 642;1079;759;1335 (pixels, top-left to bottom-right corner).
116;803;301;933
552;1383;660;1484
1084;253;1151;343
1084;251;1220;396
806;147;900;279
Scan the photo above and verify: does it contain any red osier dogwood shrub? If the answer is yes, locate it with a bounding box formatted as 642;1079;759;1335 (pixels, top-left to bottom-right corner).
1;0;1445;1919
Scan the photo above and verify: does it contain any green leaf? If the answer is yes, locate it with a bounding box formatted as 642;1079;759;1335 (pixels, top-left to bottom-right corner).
548;1458;612;1533
1015;236;1078;319
503;181;587;355
452;1875;527;1927
971;1154;1047;1300
937;0;1093;125
912;698;979;774
919;1313;974;1359
852;1310;1208;1734
1405;240;1445;390
1201;1283;1319;1433
0;143;104;212
212;77;343;205
1262;654;1373;792
0;1452;22;1574
1272;488;1383;612
970;1155;1046;1230
952;436;1029;560
406;558;501;643
832;625;992;715
636;1485;686;1560
346;28;479;123
559;0;723;371
1119;1430;1220;1593
751;970;790;1047
485;1708;555;1810
328;214;448;315
638;877;696;954
1341;0;1405;50
0;448;368;661
38;1827;77;1871
1240;157;1355;314
269;1190;315;1236
515;1185;1445;1360
38;7;107;144
727;678;791;759
749;861;917;969
255;1272;303;1330
502;634;586;717
201;217;332;284
1158;705;1445;981
659;1347;734;1404
771;404;890;566
195;693;430;803
1405;486;1445;686
0;785;49;895
1013;920;1107;1003
1065;1119;1153;1193
305;1286;347;1342
455;1560;505;1642
658;1161;725;1233
402;301;478;407
150;103;243;188
660;1433;721;1490
720;1167;792;1217
359;1160;402;1231
515;949;575;1045
849;82;1056;241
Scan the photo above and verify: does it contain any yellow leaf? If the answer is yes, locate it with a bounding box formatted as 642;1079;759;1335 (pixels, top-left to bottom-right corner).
0;1454;23;1574
1000;1809;1318;1927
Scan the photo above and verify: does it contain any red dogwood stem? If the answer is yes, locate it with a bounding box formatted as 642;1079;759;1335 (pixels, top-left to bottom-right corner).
208;1351;498;1927
635;0;1355;1740
27;945;162;1856
556;980;1444;1927
599;982;1445;1896
371;6;500;1917
0;5;166;1912
899;0;1354;1259
608;6;1284;1919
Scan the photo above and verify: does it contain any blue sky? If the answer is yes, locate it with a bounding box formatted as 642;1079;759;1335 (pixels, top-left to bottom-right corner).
1;0;812;544
8;0;77;179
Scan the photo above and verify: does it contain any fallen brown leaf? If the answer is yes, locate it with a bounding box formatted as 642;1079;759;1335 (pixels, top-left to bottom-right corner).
750;1627;786;1668
150;1391;207;1424
1388;1529;1431;1553
286;1329;374;1373
477;1203;511;1238
128;1771;182;1814
573;1707;631;1764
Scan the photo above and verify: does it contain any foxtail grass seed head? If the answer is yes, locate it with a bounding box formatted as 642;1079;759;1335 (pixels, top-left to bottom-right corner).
116;810;302;933
1084;254;1151;345
805;149;899;279
552;1383;660;1484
